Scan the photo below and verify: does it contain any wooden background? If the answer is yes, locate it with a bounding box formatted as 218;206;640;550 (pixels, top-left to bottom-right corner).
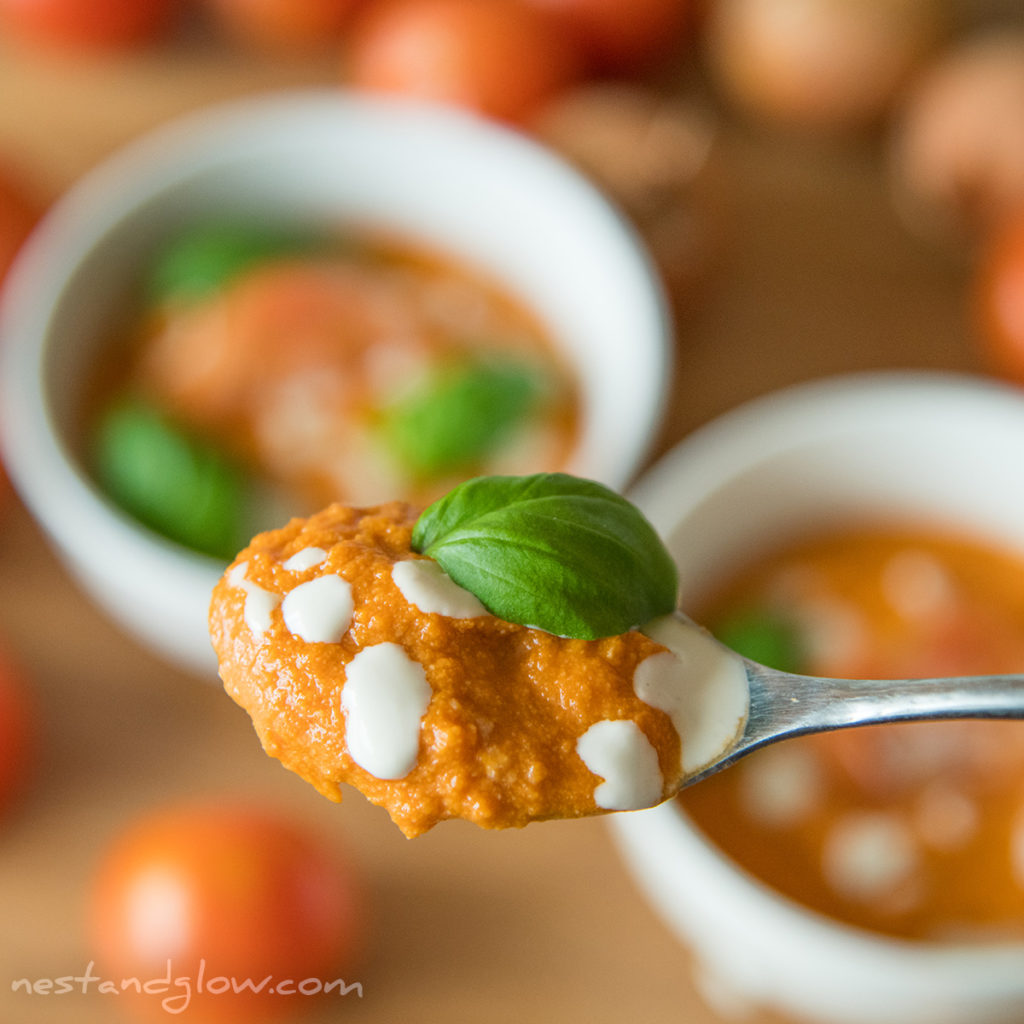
0;10;997;1024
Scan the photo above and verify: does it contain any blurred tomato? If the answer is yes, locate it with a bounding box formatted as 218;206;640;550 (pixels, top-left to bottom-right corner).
346;0;584;124
0;165;37;286
203;0;362;53
0;643;34;819
0;0;180;49
523;0;692;72
889;31;1024;241
90;804;365;1023
705;0;943;130
0;165;40;505
974;213;1024;386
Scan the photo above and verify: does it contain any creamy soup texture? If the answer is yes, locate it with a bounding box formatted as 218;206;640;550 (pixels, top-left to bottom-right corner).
680;527;1024;941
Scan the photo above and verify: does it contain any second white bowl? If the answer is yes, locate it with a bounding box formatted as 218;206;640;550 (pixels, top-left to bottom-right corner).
614;371;1024;1024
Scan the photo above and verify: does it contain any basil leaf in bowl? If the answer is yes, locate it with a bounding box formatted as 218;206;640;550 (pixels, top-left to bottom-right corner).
412;473;678;639
379;356;548;481
92;397;248;561
713;608;807;675
145;221;323;305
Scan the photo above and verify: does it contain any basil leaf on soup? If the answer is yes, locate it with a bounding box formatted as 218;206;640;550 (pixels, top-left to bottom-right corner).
379;356;548;481
412;473;678;639
93;397;247;561
145;221;321;305
713;608;807;675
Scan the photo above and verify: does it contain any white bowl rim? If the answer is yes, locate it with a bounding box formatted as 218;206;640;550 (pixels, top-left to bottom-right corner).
630;368;1024;541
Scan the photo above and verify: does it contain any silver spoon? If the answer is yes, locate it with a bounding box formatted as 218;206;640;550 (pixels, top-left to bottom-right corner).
681;628;1024;789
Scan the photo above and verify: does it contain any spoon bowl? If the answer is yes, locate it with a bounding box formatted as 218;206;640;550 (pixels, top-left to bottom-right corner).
681;611;1024;788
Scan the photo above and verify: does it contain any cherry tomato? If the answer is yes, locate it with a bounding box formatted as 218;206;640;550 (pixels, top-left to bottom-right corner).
0;165;36;505
203;0;362;53
346;0;584;124
974;213;1024;386
0;165;37;286
90;803;365;1023
889;32;1024;240
523;0;692;72
0;643;33;819
0;0;180;50
706;0;942;130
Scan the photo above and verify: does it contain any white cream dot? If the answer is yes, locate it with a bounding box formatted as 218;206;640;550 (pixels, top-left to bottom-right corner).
822;812;921;903
283;547;328;572
633;650;689;733
341;643;432;780
882;549;956;621
639;615;749;775
914;783;979;851
739;743;823;828
282;574;353;644
392;558;488;618
226;561;247;587
576;719;664;811
226;560;281;638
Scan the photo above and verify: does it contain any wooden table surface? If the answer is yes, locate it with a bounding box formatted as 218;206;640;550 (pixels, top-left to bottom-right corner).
0;19;986;1024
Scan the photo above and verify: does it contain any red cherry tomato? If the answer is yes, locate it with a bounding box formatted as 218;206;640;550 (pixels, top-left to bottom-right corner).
90;803;365;1023
523;0;693;72
974;213;1024;386
0;165;40;505
706;0;941;131
346;0;584;124
0;644;33;819
203;0;362;53
0;0;180;49
0;165;37;286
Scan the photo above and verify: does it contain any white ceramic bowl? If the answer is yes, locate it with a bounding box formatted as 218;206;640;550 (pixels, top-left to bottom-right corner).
0;90;671;679
613;372;1024;1024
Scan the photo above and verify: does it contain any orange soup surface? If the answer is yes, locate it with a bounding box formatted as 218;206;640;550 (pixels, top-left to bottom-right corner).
680;527;1024;941
84;222;580;559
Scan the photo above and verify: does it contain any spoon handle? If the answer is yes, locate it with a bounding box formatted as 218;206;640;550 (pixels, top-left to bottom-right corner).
686;664;1024;786
746;665;1024;747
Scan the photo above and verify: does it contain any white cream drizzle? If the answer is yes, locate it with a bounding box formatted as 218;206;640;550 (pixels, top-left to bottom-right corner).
639;614;750;776
226;561;280;639
822;812;921;903
391;558;489;618
283;547;328;572
576;719;664;811
281;574;353;644
739;743;823;827
340;642;432;780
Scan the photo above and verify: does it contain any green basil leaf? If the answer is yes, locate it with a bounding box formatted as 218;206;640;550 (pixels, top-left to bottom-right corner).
145;222;321;305
93;397;248;561
379;356;548;480
713;609;807;674
412;473;678;639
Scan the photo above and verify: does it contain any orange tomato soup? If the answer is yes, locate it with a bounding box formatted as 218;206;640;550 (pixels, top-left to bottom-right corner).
90;227;580;514
680;527;1024;941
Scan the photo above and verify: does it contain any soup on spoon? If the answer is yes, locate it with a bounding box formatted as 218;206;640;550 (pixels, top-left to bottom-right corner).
209;473;750;837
